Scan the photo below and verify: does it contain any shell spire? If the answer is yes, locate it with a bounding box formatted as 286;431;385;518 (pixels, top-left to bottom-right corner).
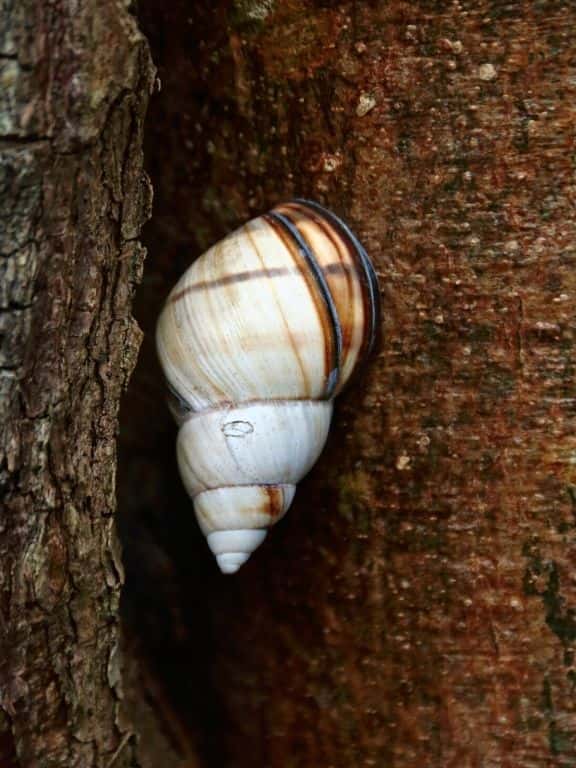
156;200;380;573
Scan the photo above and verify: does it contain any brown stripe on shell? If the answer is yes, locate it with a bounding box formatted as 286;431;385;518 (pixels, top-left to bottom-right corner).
188;236;235;407
192;481;292;503
291;202;372;362
277;201;357;370
263;213;339;398
323;262;356;276
168;263;356;305
264;485;286;520
169;266;292;304
244;220;312;398
292;199;380;368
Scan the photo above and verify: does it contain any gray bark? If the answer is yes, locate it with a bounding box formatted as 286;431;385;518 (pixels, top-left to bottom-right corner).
0;2;170;766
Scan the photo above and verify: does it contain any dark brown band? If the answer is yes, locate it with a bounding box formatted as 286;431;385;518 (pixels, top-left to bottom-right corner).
265;211;343;398
292;198;380;360
168;263;356;305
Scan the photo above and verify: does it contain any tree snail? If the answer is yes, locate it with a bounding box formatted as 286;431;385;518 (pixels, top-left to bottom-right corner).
156;200;380;573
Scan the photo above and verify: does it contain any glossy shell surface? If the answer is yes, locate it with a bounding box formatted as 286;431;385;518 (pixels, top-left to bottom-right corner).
157;200;379;414
156;200;380;573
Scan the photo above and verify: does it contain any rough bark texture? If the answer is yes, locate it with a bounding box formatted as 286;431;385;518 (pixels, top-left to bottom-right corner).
119;1;576;767
0;2;170;766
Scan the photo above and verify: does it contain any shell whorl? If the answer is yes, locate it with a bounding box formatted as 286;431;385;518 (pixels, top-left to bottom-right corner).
156;200;380;572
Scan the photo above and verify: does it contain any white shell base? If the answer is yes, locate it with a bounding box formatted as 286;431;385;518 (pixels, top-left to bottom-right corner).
194;484;296;535
216;553;251;575
207;529;268;574
177;400;333;496
176;400;333;573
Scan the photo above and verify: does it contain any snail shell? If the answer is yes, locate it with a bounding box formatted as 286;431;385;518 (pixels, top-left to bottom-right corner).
157;200;379;573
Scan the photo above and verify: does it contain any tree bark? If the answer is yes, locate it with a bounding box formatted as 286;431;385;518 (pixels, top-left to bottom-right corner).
0;2;167;766
123;1;576;766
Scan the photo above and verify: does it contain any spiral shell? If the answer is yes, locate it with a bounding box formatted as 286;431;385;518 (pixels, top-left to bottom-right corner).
157;200;379;573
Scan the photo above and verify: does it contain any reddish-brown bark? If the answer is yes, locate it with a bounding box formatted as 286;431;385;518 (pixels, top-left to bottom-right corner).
121;1;576;766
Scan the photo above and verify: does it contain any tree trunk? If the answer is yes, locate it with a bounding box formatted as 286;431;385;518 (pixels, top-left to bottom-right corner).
3;0;575;766
121;1;576;766
0;2;170;766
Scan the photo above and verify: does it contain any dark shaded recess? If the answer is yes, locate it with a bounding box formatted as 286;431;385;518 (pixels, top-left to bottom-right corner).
117;1;234;764
118;4;362;762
